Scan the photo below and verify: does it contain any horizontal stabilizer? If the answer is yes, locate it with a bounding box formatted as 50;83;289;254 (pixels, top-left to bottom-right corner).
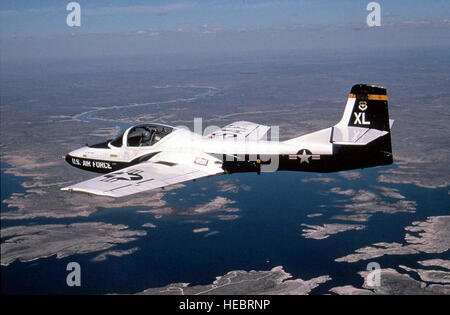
331;126;388;145
208;121;270;140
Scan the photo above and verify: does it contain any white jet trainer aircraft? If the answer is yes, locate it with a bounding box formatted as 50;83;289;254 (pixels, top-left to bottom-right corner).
62;84;394;197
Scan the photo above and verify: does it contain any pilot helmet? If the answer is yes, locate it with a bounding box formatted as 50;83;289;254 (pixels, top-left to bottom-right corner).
142;131;152;142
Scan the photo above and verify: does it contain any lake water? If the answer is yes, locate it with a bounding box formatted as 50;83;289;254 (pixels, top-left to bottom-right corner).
1;162;449;294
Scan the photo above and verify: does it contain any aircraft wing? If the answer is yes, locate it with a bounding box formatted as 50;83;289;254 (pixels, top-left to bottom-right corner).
208;121;270;140
61;152;224;197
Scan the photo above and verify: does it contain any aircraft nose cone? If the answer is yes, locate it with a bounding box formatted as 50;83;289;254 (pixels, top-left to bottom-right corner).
66;153;81;167
65;146;88;167
68;146;87;158
65;154;72;164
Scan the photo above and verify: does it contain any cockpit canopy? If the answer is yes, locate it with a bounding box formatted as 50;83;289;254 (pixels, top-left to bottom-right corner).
109;124;174;148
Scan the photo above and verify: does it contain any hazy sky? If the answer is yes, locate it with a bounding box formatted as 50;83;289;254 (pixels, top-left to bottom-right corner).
1;0;449;59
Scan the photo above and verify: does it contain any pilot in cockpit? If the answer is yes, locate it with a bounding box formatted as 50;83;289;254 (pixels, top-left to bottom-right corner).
140;129;154;146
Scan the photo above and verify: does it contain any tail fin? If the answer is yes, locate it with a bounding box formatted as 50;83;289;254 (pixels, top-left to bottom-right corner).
337;84;390;131
332;84;393;169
